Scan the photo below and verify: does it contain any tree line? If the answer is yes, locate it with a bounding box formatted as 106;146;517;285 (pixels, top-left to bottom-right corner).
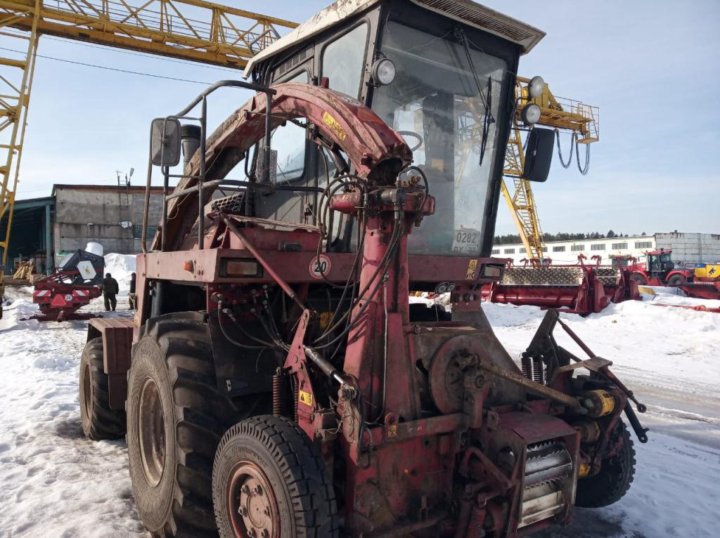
493;230;647;245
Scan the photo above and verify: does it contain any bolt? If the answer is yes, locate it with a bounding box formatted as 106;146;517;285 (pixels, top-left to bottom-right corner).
261;530;270;538
264;507;271;516
248;529;258;538
238;506;248;517
241;485;251;495
254;484;263;496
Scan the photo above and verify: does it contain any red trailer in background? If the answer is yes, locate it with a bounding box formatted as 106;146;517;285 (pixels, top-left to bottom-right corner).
32;249;104;321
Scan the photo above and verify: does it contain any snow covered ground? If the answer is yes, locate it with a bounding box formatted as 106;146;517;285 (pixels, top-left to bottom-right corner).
0;257;718;537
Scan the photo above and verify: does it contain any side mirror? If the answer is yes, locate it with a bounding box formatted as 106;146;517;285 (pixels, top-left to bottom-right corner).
150;118;182;167
522;127;554;182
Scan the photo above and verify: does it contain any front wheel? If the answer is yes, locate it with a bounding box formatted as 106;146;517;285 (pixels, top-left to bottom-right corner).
576;421;636;508
212;415;338;538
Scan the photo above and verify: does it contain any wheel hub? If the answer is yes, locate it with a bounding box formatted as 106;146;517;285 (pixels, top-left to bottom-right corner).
138;377;166;487
228;462;279;538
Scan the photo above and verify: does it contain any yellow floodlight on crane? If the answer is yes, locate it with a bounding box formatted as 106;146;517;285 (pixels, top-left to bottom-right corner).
501;76;599;265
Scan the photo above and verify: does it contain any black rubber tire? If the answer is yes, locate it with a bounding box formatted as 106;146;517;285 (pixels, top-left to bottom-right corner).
666;274;686;286
576;421;636;508
127;314;237;537
212;415;338;538
630;273;647;285
80;337;126;440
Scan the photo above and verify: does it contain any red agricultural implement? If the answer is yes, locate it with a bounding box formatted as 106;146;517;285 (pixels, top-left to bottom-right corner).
482;256;638;315
612;250;693;287
678;281;720;301
32;249;104;321
76;2;647;536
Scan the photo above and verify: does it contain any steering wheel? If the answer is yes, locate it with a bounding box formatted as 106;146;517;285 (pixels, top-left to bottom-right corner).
397;130;424;152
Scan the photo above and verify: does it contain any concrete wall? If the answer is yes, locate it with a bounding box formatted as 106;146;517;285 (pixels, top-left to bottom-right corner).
655;233;720;265
54;187;163;257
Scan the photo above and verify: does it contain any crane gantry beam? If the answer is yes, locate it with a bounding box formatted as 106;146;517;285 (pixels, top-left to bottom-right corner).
501;77;599;265
0;0;297;265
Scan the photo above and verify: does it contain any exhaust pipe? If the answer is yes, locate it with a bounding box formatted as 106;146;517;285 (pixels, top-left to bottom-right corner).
181;124;201;167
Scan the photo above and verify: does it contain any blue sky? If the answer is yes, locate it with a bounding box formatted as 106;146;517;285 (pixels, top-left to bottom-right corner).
9;0;720;235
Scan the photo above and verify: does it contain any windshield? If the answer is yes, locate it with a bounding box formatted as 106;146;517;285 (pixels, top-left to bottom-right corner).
373;21;507;256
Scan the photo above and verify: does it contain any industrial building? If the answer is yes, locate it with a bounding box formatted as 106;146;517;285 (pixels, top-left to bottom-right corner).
492;232;720;267
0;184;163;275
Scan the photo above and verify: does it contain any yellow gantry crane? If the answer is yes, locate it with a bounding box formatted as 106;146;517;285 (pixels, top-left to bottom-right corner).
502;76;599;264
0;0;297;266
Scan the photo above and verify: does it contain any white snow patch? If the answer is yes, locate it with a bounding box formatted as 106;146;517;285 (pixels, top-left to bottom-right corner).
104;253;137;294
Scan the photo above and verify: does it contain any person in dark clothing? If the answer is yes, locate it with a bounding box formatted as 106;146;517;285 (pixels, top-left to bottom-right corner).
128;272;137;310
103;272;119;312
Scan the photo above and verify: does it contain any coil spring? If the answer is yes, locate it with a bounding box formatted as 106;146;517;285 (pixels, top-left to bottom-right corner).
521;355;532;379
521;355;545;384
532;359;544;384
272;370;289;417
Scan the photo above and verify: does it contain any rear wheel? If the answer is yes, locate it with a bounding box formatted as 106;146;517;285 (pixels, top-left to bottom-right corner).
212;415;338;538
576;421;636;508
666;274;686;286
80;337;126;440
127;314;237;537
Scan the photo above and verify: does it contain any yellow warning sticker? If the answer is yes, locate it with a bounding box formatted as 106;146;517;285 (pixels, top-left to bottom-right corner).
299;390;314;407
466;259;478;280
322;111;347;141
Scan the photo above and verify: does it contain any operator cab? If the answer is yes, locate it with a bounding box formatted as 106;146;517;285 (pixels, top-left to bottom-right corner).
244;0;547;259
647;249;674;277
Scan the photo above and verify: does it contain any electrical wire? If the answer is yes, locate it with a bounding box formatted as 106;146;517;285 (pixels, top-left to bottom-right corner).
0;45;212;85
575;133;591;175
555;128;574;169
41;34;242;74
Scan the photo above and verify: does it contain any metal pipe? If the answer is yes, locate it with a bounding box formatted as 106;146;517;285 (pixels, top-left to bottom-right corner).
263;91;273;184
175;80;275;118
161;166;169;250
198;97;207;249
624;402;649;443
165;179;322;201
477;359;585;411
141;130;154;253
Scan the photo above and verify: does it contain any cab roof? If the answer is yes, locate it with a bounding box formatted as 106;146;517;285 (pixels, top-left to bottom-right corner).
244;0;545;77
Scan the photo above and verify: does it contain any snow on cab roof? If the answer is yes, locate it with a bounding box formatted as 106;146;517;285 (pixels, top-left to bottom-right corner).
244;0;545;77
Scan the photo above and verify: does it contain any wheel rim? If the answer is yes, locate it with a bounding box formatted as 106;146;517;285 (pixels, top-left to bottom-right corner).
227;462;280;538
81;363;91;420
138;377;166;487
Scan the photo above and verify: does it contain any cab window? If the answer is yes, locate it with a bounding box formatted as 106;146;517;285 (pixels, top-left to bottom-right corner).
272;70;310;183
321;23;368;98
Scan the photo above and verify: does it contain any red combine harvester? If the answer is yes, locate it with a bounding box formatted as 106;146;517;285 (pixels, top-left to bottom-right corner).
482;256;638;315
77;1;647;536
33;248;104;320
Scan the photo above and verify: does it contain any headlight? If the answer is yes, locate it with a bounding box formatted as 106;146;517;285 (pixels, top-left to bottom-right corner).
371;58;396;86
528;75;545;98
521;103;541;125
